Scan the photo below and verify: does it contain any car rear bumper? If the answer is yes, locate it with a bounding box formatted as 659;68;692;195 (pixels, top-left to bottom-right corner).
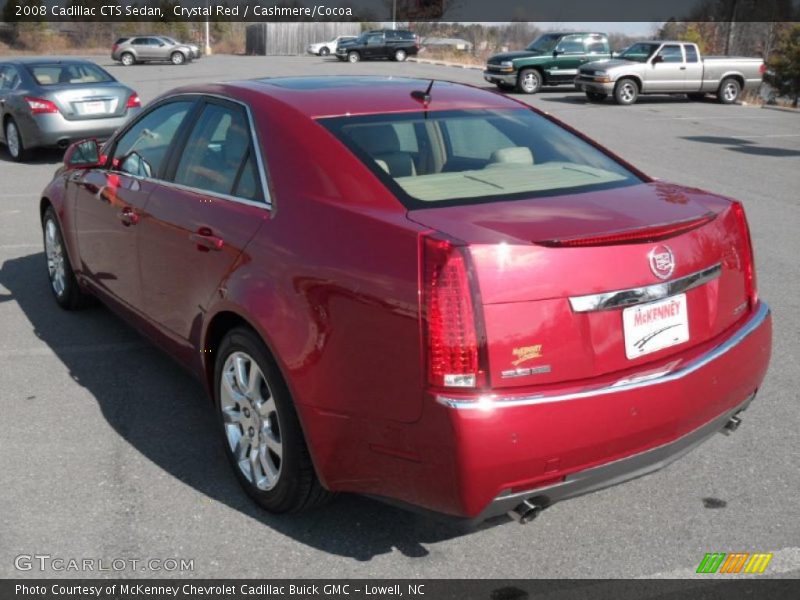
484;70;517;86
429;301;771;520
18;109;140;149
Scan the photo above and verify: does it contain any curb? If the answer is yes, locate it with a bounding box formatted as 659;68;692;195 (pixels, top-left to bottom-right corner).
759;103;799;114
408;58;483;70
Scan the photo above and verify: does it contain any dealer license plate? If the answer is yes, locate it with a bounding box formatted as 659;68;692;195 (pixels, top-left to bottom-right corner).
623;294;689;359
81;101;106;115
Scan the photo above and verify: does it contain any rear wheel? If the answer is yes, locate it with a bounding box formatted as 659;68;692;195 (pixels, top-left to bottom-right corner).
171;51;186;66
42;207;92;310
585;91;608;103
517;68;542;94
120;52;135;66
347;51;360;63
319;47;330;56
614;78;639;105
4;118;28;162
394;49;407;62
717;77;741;104
215;327;332;513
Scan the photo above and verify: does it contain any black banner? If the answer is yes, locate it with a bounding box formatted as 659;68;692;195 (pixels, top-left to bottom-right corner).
0;0;798;23
3;580;800;600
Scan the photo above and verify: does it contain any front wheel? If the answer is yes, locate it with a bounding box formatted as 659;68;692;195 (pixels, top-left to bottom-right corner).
718;77;741;104
585;91;608;103
614;78;639;105
394;49;407;62
215;327;332;513
171;51;186;66
4;118;28;162
347;51;360;64
517;68;542;94
42;207;92;310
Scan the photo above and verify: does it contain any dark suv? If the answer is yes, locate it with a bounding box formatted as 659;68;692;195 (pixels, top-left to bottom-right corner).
484;32;611;94
335;29;419;63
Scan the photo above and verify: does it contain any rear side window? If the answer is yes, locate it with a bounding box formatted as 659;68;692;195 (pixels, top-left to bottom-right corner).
27;63;112;86
684;45;699;63
112;101;193;178
115;38;129;45
0;65;21;90
173;102;261;200
321;108;641;208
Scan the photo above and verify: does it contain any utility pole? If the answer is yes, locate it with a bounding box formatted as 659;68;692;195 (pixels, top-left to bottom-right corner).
392;0;397;30
205;0;212;55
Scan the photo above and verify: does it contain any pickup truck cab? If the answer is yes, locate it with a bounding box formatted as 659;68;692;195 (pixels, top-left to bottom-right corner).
576;41;765;105
484;32;611;94
335;29;419;63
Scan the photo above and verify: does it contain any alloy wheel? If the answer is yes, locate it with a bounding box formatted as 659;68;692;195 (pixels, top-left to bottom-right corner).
6;121;20;159
44;219;66;298
619;82;636;103
723;82;738;103
220;351;283;491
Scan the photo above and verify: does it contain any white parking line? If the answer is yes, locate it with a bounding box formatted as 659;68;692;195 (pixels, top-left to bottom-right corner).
642;546;800;578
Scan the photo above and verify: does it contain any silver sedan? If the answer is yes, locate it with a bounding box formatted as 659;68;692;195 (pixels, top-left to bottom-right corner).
0;58;142;162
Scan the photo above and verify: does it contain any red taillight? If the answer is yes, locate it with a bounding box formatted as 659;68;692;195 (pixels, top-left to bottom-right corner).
126;93;141;109
25;97;59;114
759;63;766;75
422;235;485;389
112;44;119;53
732;202;758;309
537;213;717;247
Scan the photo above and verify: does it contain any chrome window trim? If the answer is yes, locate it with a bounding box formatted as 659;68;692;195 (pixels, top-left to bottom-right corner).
108;92;272;210
569;263;721;313
437;302;769;410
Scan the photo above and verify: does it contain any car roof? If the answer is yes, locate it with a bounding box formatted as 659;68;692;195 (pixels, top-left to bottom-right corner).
167;76;521;119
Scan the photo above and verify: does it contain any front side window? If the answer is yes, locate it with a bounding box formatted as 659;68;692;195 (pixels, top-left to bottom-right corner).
27;63;112;86
658;45;684;63
322;108;641;207
366;34;383;46
173;102;260;199
112;101;193;178
555;35;584;54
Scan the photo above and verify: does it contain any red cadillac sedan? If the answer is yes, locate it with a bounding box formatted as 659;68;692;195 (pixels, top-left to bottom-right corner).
40;77;771;523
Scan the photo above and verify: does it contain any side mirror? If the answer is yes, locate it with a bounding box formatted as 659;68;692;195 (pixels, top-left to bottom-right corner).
64;139;101;169
652;54;663;65
553;49;561;57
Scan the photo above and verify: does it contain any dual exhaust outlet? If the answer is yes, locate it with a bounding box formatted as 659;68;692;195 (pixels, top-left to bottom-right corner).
506;411;746;525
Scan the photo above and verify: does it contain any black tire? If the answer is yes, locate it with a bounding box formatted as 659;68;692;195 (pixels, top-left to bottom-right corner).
120;52;135;66
394;49;407;62
214;327;332;513
687;92;706;101
517;68;542;94
717;77;741;104
319;47;330;56
4;117;28;162
585;91;608;103
171;51;186;66
347;51;360;64
42;207;92;310
614;78;639;105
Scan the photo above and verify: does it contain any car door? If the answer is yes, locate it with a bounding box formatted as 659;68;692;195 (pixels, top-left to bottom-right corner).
131;37;154;60
72;99;195;309
645;44;686;92
682;44;703;91
549;35;586;83
136;97;268;345
364;33;385;58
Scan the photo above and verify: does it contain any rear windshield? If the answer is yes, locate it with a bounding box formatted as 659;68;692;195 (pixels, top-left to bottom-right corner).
321;108;641;208
27;63;113;86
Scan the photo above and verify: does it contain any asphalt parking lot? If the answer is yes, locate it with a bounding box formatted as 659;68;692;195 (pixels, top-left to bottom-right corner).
1;54;799;579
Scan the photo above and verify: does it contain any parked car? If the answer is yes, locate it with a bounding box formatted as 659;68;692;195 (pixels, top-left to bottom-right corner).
576;41;766;105
112;36;194;66
40;77;771;523
335;29;419;63
159;36;202;60
0;58;141;162
484;32;611;94
307;35;356;57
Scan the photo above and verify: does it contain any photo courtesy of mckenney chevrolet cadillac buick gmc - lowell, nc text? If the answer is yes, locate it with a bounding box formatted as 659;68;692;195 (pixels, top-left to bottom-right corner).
39;76;771;524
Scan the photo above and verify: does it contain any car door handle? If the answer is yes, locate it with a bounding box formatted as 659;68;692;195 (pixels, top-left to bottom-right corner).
190;228;224;252
680;66;686;70
118;207;139;226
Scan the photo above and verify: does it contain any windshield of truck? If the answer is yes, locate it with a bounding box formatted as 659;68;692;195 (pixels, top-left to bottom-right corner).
321;108;641;208
525;34;561;53
619;43;660;62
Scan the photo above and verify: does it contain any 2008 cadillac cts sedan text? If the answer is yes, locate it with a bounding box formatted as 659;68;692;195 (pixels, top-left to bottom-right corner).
41;77;771;523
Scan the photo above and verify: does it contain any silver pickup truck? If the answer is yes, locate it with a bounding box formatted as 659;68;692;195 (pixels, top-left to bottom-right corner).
575;41;764;105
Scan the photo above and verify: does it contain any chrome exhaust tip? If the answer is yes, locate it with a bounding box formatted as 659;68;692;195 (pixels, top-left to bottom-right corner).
507;499;543;524
722;414;743;435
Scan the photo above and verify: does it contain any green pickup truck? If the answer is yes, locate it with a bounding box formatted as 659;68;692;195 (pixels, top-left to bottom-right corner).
484;32;611;94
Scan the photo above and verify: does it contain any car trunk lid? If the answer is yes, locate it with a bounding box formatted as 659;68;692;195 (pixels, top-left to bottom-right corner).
48;85;131;120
